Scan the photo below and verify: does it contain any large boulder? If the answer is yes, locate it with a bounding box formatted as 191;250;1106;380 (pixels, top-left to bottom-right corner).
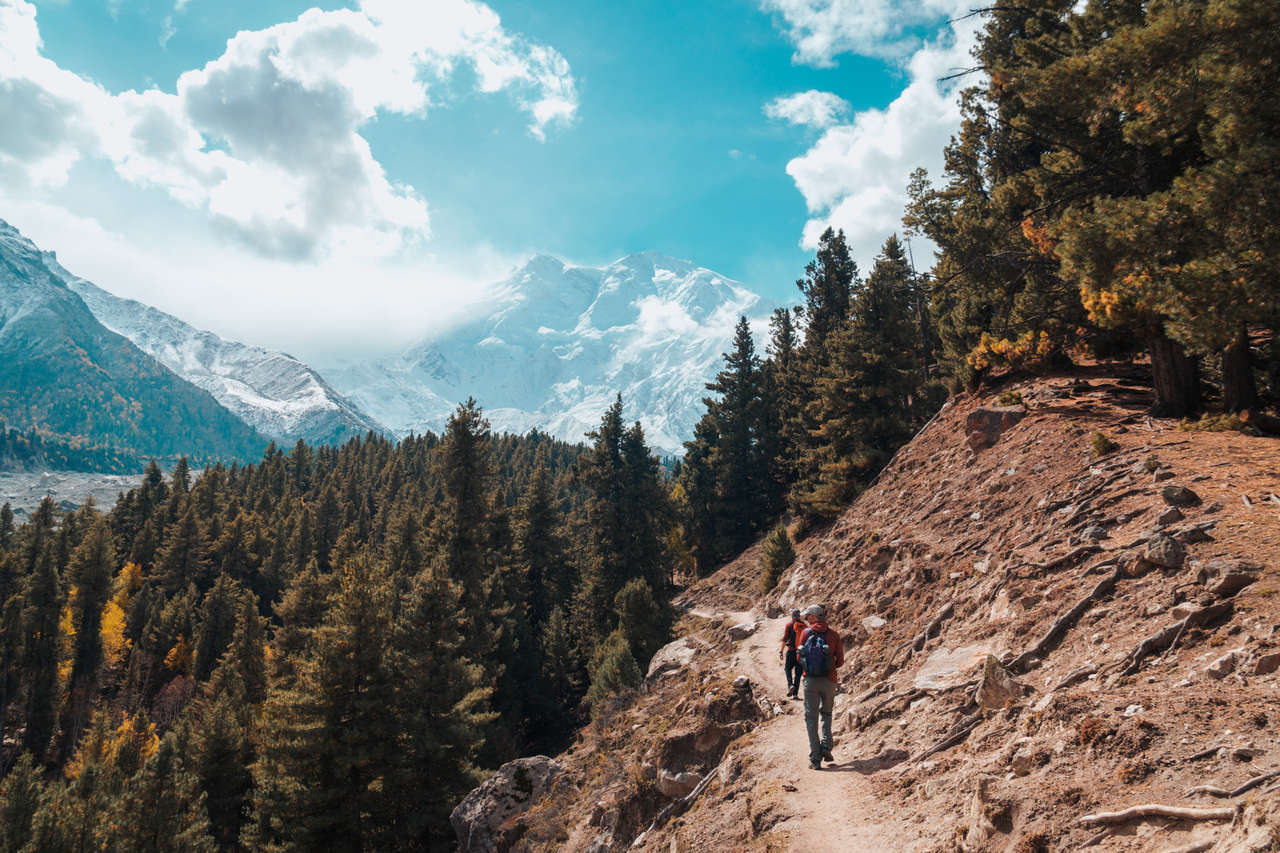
646;637;698;680
657;769;702;799
965;406;1027;452
1161;485;1201;506
1144;534;1187;569
1212;571;1259;598
976;655;1028;709
728;621;759;641
451;756;562;853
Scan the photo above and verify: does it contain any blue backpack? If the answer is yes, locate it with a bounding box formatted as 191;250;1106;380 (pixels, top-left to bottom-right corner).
801;629;830;677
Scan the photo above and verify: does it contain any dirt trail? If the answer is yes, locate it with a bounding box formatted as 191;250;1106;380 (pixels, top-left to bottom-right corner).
712;609;926;851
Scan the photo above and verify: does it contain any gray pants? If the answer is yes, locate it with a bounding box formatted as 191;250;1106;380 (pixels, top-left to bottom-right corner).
803;675;836;762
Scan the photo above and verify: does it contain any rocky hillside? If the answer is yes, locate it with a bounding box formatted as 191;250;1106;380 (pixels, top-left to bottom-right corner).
455;367;1280;852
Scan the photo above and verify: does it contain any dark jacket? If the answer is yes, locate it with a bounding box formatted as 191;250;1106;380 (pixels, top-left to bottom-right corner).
780;617;805;651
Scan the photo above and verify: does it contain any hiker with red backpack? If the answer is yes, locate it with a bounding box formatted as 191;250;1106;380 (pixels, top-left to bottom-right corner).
797;604;844;770
778;609;807;698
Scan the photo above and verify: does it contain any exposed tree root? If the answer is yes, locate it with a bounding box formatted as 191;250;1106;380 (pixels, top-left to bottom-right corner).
907;715;979;765
913;601;954;652
858;688;926;730
1008;567;1122;674
1185;744;1227;762
891;601;954;665
1053;663;1098;691
1078;804;1236;826
1116;600;1234;677
1186;768;1280;798
1017;544;1102;576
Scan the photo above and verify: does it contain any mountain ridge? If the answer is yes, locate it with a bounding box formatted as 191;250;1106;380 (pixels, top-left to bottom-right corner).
37;247;389;447
0;220;268;466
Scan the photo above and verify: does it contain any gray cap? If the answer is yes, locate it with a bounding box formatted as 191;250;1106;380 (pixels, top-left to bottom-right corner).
802;604;825;620
791;609;801;618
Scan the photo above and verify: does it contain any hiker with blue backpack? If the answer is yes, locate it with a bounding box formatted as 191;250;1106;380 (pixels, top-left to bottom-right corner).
797;604;844;770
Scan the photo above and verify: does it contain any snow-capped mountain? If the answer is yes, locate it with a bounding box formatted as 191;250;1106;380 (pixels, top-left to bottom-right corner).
322;252;774;454
33;242;388;447
0;220;266;465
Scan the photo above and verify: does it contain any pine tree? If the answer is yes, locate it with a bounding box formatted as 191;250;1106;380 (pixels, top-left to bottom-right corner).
584;629;641;716
385;567;492;850
20;542;62;761
157;506;212;593
796;227;858;351
109;734;217;853
250;553;400;852
703;317;771;559
793;235;921;518
183;693;254;851
612;578;670;666
59;519;116;760
0;502;13;551
536;605;582;743
512;465;572;633
0;752;41;853
193;576;239;682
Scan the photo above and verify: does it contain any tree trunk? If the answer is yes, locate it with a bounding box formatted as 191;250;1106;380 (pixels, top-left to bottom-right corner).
1148;330;1200;416
1221;321;1257;413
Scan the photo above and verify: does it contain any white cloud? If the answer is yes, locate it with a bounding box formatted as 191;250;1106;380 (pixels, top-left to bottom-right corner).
0;0;578;259
761;0;962;66
764;89;850;129
0;192;520;362
777;4;980;268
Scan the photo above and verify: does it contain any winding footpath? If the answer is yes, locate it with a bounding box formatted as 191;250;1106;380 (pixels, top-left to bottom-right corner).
706;610;925;850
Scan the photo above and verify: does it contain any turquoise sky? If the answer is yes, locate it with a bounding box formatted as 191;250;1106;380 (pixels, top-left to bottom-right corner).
5;0;967;357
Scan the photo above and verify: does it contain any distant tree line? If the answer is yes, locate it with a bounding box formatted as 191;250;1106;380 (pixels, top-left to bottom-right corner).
0;424;139;474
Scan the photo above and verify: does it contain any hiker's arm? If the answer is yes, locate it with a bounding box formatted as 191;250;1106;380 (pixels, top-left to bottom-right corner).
832;632;845;669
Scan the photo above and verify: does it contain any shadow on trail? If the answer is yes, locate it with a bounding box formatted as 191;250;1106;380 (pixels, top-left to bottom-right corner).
821;752;909;775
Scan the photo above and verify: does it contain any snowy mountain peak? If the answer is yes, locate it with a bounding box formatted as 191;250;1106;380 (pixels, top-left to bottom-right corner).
325;252;775;454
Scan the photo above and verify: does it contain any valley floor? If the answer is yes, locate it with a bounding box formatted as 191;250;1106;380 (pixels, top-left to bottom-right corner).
0;469;146;519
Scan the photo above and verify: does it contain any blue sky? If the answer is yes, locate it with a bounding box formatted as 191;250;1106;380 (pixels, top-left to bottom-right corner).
1;0;977;360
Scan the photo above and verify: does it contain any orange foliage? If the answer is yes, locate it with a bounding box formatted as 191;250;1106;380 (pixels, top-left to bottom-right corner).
966;331;1056;372
164;635;193;677
1021;217;1059;258
66;712;158;780
99;600;129;667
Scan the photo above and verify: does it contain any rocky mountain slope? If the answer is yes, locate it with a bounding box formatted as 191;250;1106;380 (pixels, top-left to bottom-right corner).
456;367;1280;852
0;220;267;466
323;253;772;454
15;226;388;447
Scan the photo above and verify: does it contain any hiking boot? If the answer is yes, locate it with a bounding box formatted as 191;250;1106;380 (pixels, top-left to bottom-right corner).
808;759;822;770
821;749;835;763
